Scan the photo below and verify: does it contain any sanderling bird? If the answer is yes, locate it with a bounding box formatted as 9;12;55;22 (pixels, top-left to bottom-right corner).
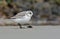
11;11;33;29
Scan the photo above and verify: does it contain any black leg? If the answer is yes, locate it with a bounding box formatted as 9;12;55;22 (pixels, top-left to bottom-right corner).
18;23;22;28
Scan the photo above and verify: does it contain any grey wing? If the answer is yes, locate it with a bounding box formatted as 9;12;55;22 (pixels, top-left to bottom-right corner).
11;11;26;19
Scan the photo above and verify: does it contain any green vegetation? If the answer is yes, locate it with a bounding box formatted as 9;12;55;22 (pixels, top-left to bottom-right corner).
6;0;13;3
0;0;3;4
55;0;60;4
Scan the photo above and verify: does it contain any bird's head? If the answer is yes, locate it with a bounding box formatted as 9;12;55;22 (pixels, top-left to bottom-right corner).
25;11;33;17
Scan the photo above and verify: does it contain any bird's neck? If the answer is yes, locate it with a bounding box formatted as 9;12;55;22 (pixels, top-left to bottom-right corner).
24;15;31;19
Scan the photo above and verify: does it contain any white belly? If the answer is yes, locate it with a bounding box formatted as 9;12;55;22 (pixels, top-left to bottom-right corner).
13;17;31;24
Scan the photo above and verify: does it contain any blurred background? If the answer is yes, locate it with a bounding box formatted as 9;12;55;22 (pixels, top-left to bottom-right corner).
0;0;60;25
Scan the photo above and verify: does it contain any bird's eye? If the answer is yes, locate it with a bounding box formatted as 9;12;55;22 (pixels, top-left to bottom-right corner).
29;12;31;14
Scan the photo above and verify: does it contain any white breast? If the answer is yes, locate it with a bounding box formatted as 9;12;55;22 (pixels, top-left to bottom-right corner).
13;16;31;24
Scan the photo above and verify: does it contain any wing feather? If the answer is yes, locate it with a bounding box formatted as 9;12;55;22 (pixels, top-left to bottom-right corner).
11;11;26;18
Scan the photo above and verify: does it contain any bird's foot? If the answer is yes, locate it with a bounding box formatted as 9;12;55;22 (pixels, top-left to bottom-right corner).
27;25;32;28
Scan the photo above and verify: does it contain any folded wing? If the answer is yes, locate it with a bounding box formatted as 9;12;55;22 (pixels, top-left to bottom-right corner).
11;11;26;19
